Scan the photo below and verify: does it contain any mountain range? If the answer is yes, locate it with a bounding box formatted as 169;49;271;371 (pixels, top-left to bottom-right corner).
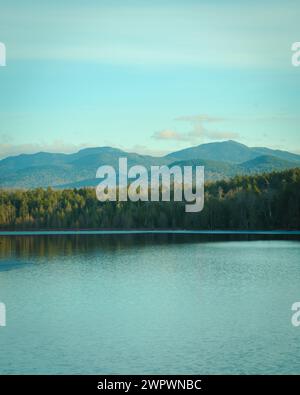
0;140;300;189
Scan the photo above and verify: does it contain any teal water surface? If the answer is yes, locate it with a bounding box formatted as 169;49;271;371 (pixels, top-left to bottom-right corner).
0;234;300;374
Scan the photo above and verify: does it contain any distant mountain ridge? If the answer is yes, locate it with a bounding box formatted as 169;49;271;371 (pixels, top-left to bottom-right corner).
167;140;300;163
0;140;299;188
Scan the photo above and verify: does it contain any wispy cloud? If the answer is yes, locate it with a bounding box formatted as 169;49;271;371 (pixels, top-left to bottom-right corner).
0;139;90;160
152;129;190;142
152;115;239;144
0;139;169;160
116;144;168;158
1;1;298;69
175;115;225;123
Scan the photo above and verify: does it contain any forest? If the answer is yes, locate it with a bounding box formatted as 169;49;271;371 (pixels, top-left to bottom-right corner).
0;168;299;230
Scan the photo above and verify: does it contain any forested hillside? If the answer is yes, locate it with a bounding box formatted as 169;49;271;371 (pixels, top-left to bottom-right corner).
1;140;300;188
0;168;299;230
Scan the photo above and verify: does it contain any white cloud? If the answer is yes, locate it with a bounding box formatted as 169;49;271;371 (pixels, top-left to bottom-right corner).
0;140;90;160
152;114;239;144
1;1;298;69
116;144;169;157
152;129;190;142
0;139;170;160
175;115;225;123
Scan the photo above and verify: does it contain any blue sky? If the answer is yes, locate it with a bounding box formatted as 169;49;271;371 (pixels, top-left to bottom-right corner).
0;0;299;158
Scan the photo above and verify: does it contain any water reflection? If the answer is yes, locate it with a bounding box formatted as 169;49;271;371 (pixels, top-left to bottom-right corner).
0;233;299;259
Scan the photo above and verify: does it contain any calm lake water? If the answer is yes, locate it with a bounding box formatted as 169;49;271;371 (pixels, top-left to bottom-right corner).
0;234;300;374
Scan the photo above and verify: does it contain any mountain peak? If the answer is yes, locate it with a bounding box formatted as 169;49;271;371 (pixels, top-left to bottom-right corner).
224;139;247;146
1;141;300;189
167;139;253;163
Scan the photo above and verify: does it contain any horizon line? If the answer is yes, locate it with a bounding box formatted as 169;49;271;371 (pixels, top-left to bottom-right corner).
1;230;300;236
1;139;300;161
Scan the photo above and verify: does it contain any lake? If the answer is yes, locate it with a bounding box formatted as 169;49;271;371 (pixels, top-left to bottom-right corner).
0;233;300;374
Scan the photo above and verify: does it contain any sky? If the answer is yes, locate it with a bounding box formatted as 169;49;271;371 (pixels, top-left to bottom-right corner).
0;0;299;159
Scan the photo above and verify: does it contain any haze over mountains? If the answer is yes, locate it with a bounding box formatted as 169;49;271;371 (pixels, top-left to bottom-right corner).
0;140;299;189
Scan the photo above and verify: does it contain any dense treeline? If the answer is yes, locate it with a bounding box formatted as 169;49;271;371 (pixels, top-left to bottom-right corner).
0;168;300;230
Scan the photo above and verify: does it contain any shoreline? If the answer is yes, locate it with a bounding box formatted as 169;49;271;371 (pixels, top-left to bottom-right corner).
1;229;300;236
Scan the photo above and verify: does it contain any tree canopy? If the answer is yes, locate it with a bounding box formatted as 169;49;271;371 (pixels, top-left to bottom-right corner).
0;168;299;230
